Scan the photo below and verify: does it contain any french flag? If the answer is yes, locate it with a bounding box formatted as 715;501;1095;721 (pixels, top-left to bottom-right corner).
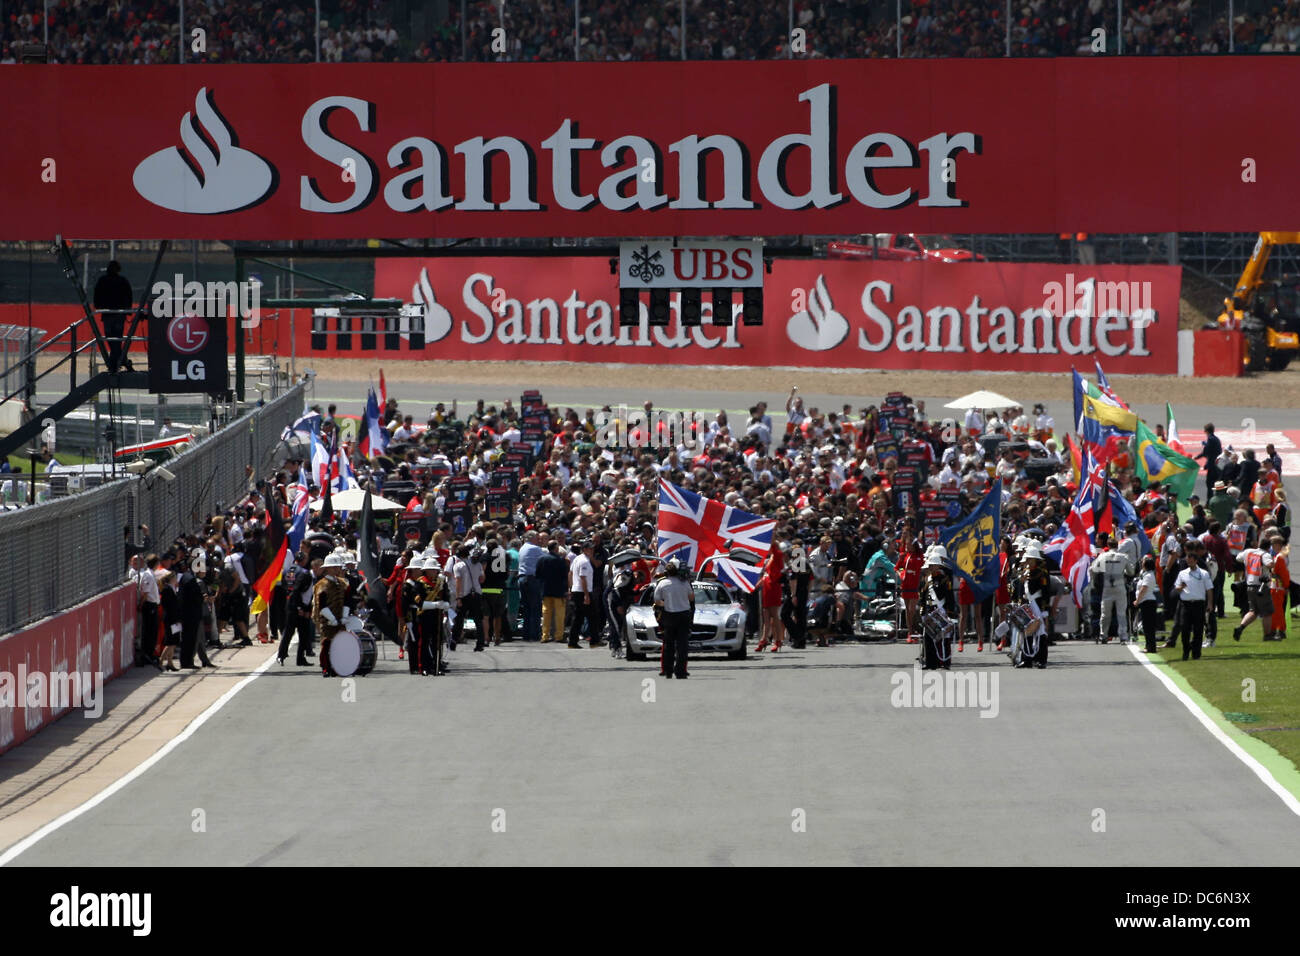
359;388;387;458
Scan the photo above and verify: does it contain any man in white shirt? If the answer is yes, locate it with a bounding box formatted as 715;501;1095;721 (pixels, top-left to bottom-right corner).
391;415;415;443
1174;548;1213;660
745;407;771;451
653;559;695;678
963;407;985;436
567;540;601;647
223;547;250;587
1032;403;1056;442
136;553;162;666
445;545;478;650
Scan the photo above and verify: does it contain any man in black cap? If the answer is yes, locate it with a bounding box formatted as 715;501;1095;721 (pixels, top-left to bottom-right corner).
93;261;134;372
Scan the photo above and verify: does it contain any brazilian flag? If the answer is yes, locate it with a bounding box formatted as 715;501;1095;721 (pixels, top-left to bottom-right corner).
938;486;1002;601
1134;420;1198;501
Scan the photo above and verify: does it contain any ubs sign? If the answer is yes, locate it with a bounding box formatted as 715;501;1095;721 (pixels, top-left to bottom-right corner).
619;240;762;289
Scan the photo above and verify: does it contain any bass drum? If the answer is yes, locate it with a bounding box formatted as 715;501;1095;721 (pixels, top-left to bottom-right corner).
329;630;363;677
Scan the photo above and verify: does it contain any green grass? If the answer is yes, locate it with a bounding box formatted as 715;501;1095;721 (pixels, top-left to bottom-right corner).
1152;607;1300;772
4;452;95;472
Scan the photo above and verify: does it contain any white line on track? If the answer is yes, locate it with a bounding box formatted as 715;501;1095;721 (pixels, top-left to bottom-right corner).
0;650;281;866
1125;642;1300;817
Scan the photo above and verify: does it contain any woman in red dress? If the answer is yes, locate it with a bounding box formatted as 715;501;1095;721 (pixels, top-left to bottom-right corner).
992;538;1014;652
956;576;981;653
898;538;925;644
754;545;786;652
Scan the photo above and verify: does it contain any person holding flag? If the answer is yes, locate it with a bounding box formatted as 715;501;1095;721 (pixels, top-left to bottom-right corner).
273;486;311;665
359;388;388;460
1078;393;1138;465
937;485;1002;654
1045;460;1105;613
249;505;288;643
1165;403;1186;456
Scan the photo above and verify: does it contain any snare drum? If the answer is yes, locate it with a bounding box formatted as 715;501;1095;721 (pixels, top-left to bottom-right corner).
922;607;952;635
329;629;363;677
1006;604;1035;632
1008;604;1043;636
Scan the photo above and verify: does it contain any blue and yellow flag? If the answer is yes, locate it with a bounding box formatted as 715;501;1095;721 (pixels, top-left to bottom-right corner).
1134;419;1198;501
1079;393;1138;461
938;485;1002;601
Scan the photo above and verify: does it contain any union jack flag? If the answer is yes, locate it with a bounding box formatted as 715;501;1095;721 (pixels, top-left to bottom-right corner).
283;483;309;571
656;478;775;593
1094;360;1129;409
1044;459;1103;607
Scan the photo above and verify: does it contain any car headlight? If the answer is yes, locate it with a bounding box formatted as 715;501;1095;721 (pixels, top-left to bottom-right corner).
725;612;740;628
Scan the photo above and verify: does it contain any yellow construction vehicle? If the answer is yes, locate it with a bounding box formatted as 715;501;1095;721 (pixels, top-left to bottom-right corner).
1215;231;1300;371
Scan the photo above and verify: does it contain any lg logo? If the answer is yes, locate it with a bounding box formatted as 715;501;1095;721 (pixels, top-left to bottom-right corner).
167;315;209;354
167;315;209;382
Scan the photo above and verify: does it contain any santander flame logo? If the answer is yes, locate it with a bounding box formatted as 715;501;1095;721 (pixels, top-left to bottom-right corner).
133;88;276;214
786;274;850;352
410;268;454;344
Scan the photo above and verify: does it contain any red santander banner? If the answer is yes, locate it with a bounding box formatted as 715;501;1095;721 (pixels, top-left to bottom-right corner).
366;258;1178;374
1;59;1298;238
0;583;136;756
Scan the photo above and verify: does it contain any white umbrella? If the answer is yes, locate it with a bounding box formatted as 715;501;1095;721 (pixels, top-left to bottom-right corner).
310;487;405;511
943;389;1020;411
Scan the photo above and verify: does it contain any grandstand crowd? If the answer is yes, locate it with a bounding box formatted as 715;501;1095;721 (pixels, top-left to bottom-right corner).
4;0;1299;65
122;384;1297;674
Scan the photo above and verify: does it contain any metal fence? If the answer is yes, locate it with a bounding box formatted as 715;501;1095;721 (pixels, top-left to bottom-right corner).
0;382;307;638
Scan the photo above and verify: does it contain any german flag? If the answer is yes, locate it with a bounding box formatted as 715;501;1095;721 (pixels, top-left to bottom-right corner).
250;504;287;615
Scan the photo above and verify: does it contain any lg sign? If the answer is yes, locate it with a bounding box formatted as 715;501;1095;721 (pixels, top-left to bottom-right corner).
147;307;228;395
620;241;761;289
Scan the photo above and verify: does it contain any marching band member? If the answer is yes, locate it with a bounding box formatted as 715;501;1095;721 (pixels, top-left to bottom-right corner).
415;554;451;675
401;552;427;674
1006;541;1052;668
312;551;350;678
919;546;955;670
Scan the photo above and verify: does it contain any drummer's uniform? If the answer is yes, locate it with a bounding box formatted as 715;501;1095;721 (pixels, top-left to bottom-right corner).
920;574;956;670
312;575;348;677
402;576;427;674
414;576;450;676
1010;565;1051;667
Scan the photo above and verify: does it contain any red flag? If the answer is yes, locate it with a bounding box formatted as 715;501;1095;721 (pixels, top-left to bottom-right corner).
378;370;387;411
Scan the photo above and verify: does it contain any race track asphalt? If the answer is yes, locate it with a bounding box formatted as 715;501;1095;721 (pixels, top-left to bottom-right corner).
10;639;1300;866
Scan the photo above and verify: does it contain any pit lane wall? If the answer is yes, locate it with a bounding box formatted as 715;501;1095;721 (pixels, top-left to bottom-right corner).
0;583;136;757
